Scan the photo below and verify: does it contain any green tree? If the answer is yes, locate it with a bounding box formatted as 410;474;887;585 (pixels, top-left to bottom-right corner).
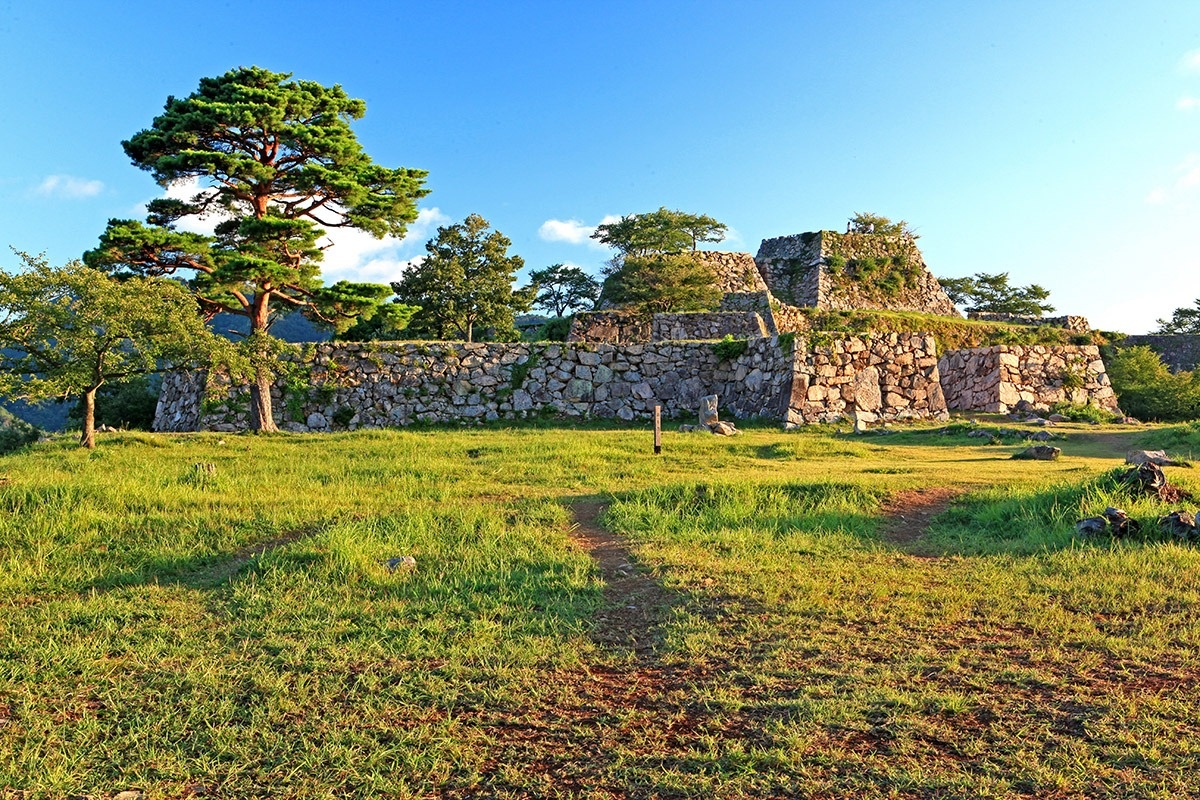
0;254;229;449
528;263;600;317
600;253;722;314
392;214;534;342
1154;300;1200;334
84;66;428;432
591;207;726;314
591;207;727;256
936;272;1054;316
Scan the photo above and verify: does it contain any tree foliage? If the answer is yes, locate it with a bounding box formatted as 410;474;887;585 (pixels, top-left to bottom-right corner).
1154;300;1200;334
391;214;534;342
0;254;229;448
528;263;600;317
84;66;427;431
600;253;722;314
848;212;917;238
591;207;726;256
937;272;1055;316
1106;346;1200;421
591;208;726;314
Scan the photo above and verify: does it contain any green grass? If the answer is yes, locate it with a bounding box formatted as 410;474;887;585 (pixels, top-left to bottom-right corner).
1;420;1198;797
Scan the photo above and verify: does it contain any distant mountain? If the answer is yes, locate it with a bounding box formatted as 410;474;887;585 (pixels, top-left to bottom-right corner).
209;312;332;343
2;397;71;432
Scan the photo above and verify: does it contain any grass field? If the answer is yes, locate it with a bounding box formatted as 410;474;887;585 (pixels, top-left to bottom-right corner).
1;418;1199;798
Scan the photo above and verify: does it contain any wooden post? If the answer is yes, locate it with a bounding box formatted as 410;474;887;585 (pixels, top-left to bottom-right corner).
653;405;662;455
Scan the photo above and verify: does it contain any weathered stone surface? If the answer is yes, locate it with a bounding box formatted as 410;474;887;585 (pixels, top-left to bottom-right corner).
937;345;1117;415
700;395;719;426
851;367;882;412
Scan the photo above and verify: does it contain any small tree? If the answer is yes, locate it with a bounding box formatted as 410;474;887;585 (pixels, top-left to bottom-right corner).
600;253;722;314
84;66;428;432
590;207;726;314
1154;300;1200;334
392;214;534;342
592;207;727;256
0;254;229;448
528;263;600;317
937;272;1054;316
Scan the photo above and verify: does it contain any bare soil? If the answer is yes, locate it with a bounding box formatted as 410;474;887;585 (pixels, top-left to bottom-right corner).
876;486;963;548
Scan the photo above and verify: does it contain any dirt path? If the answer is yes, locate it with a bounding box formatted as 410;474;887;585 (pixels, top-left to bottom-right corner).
168;527;319;588
568;500;672;654
877;486;963;548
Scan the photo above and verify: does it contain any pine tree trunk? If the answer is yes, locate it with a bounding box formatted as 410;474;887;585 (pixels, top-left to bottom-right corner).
249;365;279;433
79;387;98;449
248;295;279;433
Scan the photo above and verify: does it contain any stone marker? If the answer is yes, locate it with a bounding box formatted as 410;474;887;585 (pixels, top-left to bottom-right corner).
699;394;719;427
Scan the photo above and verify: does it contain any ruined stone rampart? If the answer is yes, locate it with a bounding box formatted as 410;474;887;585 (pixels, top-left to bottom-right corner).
967;312;1090;333
783;333;945;426
754;231;957;316
566;311;651;344
157;339;796;433
650;312;771;342
937;345;1117;414
156;336;1120;432
694;250;767;294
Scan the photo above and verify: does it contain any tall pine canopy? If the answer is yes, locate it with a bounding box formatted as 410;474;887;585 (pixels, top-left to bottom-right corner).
85;66;428;431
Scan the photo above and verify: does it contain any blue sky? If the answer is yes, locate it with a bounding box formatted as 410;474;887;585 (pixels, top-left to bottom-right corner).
2;0;1199;333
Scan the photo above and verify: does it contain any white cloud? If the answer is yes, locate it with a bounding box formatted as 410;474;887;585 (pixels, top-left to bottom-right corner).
1145;187;1169;205
538;215;621;249
130;178;445;285
1178;96;1200;111
35;174;104;199
1181;50;1200;73
316;207;448;285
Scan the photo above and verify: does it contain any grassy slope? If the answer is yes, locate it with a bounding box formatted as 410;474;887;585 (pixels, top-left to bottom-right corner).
0;421;1198;798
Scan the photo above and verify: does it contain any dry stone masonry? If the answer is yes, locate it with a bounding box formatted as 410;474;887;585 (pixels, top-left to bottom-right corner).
755;231;958;316
155;226;1119;432
938;345;1117;414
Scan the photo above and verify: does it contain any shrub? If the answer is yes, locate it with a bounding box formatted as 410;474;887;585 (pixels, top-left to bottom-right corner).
1048;401;1117;424
1106;346;1200;421
536;316;573;341
712;335;749;361
0;410;40;455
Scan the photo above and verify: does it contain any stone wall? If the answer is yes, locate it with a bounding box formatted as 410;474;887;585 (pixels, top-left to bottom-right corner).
158;339;800;433
155;369;207;432
754;231;958;316
784;333;946;426
767;299;811;336
566;311;651;344
650;312;770;341
156;340;1124;433
968;312;1090;333
938;345;1117;413
753;232;823;307
694;251;767;294
1122;335;1200;372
